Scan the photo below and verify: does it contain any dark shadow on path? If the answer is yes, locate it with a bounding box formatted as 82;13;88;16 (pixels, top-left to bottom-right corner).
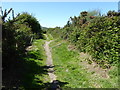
43;80;68;90
2;50;48;89
2;50;69;90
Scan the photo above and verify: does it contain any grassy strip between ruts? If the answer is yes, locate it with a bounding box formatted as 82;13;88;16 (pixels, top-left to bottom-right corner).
50;39;118;88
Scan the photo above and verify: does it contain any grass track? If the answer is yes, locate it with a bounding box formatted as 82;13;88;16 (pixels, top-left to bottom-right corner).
19;39;50;89
50;39;118;88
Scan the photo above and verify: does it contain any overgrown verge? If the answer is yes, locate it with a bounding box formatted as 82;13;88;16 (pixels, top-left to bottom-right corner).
2;8;48;89
47;10;120;68
50;39;118;88
20;39;49;89
2;39;51;89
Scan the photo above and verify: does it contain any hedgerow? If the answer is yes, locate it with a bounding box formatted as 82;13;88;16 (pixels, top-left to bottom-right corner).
47;11;120;67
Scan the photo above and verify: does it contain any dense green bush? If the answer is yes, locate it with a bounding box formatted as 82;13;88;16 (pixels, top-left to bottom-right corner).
16;12;43;39
77;16;119;66
2;9;43;69
47;11;120;67
47;27;62;38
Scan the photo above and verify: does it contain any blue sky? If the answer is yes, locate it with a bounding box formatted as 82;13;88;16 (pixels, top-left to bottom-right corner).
2;2;118;27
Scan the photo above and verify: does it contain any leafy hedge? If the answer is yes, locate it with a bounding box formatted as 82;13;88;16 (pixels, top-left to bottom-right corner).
76;16;119;66
2;9;43;69
47;11;120;67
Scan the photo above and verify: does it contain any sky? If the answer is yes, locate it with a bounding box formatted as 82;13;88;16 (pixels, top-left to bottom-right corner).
1;2;119;28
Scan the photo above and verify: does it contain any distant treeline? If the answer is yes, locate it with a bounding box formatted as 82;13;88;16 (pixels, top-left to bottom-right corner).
47;10;120;68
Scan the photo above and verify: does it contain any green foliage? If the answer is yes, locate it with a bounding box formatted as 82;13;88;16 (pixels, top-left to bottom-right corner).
2;9;44;88
47;27;62;39
2;15;31;68
2;9;43;67
87;10;101;21
16;12;43;38
107;10;120;17
3;39;49;89
50;39;118;88
80;11;88;17
51;40;93;88
47;10;119;67
84;16;119;66
21;39;49;89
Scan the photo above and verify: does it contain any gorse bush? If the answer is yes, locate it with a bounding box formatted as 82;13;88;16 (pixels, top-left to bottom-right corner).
16;12;43;39
47;10;120;67
2;9;43;69
77;16;119;66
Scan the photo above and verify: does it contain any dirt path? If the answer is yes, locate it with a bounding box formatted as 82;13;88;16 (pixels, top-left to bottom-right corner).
44;40;57;83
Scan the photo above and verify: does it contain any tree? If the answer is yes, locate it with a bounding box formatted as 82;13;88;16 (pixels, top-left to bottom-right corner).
2;9;43;69
80;11;88;17
16;12;43;38
107;10;119;17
